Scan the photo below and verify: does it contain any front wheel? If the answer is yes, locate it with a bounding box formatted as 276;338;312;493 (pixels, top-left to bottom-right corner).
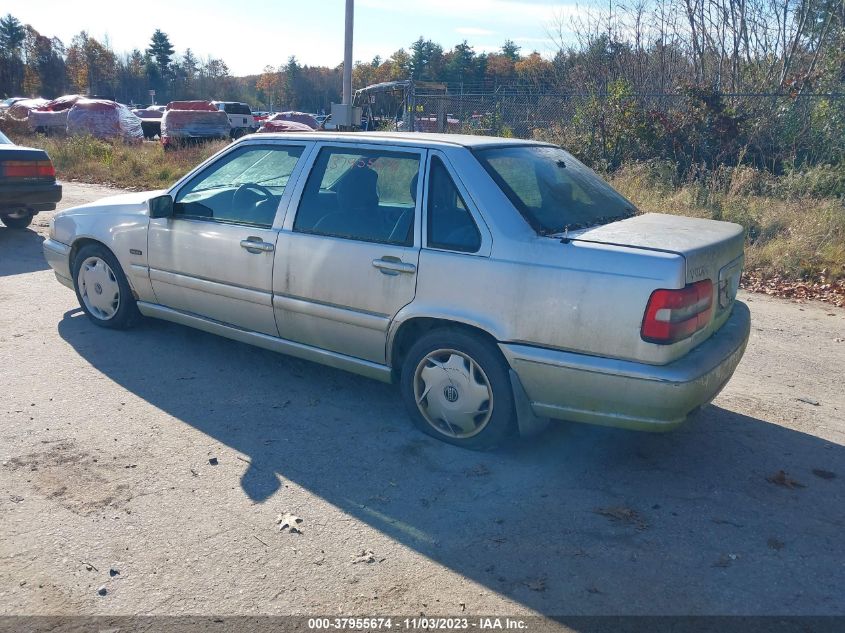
1;211;34;229
400;328;516;450
72;244;139;329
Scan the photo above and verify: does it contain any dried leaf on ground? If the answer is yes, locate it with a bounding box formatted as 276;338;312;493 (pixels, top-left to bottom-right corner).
465;463;491;477
595;506;648;530
712;553;739;568
812;469;837;480
766;470;806;489
276;512;304;534
741;272;845;308
352;549;377;564
525;577;546;592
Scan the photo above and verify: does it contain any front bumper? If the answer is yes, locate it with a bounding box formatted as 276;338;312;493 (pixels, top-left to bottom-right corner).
43;238;74;290
0;182;62;213
500;301;751;431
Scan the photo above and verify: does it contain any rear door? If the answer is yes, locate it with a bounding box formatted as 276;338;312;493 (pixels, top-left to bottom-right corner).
273;142;425;363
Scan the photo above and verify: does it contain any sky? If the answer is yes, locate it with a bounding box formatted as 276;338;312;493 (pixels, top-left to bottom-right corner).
7;0;587;76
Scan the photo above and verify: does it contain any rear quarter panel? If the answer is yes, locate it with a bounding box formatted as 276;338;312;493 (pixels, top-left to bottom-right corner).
396;238;686;365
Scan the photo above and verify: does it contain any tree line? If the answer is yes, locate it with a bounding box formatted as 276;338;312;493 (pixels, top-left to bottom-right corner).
2;3;841;105
1;3;843;175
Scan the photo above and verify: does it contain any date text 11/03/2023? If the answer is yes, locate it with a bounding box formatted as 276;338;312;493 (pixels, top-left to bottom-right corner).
307;617;530;630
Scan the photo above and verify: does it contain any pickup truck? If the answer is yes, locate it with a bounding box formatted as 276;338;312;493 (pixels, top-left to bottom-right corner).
211;101;257;137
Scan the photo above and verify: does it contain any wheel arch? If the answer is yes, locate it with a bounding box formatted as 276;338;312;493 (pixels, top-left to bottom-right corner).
69;237;139;298
388;315;505;380
388;313;550;438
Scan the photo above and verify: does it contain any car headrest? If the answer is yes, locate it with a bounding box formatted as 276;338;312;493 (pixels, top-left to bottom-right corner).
336;166;378;212
410;173;419;203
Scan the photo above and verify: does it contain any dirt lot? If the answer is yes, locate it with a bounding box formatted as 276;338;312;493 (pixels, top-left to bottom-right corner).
1;183;844;619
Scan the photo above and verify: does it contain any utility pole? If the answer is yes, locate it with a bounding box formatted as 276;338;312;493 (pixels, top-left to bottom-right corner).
332;0;361;130
332;0;360;130
343;0;354;106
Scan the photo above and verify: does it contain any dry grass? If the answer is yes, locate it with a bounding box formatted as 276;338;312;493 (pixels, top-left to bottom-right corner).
610;163;845;284
8;132;228;191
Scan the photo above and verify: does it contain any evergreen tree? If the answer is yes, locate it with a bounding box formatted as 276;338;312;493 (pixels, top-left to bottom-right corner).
410;37;442;80
284;55;300;108
0;13;26;95
0;14;25;54
445;40;475;83
146;29;174;76
501;39;521;62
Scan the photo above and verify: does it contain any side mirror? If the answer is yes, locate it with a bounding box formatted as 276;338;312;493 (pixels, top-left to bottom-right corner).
148;194;174;219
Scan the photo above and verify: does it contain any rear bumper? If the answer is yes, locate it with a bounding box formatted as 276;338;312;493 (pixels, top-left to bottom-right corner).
500;301;751;431
43;238;74;289
0;182;62;213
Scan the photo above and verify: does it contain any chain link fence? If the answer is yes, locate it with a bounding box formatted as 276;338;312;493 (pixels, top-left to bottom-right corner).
372;90;844;170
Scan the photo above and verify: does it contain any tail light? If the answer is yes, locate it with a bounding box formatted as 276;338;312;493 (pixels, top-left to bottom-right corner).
2;160;55;179
641;280;713;344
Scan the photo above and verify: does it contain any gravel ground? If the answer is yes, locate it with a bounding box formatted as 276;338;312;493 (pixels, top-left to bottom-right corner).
1;183;844;619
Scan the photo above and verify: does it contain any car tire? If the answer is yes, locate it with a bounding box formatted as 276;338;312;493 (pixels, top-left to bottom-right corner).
400;328;516;450
72;243;140;330
0;211;34;229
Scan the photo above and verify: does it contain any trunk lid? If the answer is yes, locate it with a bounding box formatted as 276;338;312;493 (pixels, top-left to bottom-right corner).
570;213;745;339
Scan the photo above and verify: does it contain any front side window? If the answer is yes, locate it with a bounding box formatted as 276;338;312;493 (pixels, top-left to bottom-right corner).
427;157;481;253
293;147;420;245
475;145;636;234
174;144;304;227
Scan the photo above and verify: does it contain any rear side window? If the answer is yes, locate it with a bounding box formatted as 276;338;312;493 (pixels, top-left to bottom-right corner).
225;103;252;115
293;147;420;245
475;145;636;233
426;157;480;253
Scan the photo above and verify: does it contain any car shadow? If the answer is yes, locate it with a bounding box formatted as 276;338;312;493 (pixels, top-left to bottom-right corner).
57;311;845;616
0;226;50;277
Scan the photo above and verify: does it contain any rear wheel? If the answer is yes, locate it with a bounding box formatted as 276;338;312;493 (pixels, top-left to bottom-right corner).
72;244;139;329
400;328;516;450
1;211;34;229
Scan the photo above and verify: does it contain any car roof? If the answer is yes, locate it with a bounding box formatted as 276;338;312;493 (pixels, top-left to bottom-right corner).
241;131;552;150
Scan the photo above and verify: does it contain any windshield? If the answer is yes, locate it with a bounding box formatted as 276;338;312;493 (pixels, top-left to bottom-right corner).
474;145;637;234
0;130;11;144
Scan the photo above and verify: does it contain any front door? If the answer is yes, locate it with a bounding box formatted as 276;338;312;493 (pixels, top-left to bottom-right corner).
148;142;309;336
273;144;425;363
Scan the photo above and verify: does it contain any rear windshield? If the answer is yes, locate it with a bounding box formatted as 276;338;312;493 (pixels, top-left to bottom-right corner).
224;103;252;115
474;145;636;234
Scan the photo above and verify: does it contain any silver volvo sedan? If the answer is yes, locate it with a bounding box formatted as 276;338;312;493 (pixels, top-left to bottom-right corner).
43;132;750;449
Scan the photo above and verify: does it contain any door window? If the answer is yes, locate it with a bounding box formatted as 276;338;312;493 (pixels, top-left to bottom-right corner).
293;147;420;245
174;144;305;227
426;157;481;253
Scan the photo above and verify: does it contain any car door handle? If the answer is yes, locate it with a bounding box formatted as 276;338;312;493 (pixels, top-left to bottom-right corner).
372;258;416;275
240;238;275;253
